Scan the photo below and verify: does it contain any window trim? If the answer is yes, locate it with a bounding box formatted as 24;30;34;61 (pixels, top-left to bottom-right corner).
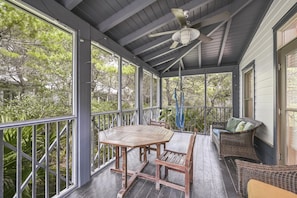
242;60;255;119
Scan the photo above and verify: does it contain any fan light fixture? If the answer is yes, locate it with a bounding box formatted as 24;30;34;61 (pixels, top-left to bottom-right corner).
172;27;200;45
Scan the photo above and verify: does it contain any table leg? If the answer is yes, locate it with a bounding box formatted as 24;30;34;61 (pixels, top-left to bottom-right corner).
121;147;127;189
156;143;161;158
115;146;119;169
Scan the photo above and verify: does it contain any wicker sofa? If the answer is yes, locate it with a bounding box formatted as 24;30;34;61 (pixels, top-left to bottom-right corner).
210;117;262;161
236;159;297;197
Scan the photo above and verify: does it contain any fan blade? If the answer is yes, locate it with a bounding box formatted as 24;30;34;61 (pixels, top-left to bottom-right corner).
199;33;212;42
148;30;178;37
171;8;187;27
170;41;179;49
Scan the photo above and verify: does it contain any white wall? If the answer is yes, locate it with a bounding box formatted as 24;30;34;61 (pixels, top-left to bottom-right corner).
239;0;296;146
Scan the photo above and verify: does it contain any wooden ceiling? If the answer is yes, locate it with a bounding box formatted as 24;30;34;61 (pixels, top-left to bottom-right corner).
54;0;272;77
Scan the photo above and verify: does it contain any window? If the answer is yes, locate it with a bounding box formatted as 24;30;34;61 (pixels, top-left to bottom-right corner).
277;12;297;49
242;62;255;118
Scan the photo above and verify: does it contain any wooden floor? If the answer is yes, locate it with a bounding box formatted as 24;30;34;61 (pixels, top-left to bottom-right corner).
66;133;239;198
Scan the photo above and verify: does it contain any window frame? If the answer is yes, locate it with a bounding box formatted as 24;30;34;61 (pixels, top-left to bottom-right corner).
242;61;255;119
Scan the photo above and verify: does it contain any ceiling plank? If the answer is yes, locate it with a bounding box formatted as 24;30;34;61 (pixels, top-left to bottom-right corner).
118;0;212;46
161;0;254;74
217;19;232;66
98;0;156;32
60;0;83;10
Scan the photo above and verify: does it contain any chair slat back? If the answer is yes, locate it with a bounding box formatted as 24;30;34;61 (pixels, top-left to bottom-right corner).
185;134;196;166
149;119;167;128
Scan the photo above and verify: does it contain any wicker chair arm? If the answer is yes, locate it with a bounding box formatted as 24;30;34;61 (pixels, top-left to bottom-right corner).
212;121;227;129
235;159;297;197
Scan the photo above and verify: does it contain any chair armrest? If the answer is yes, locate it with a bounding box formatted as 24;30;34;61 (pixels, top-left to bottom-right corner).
235;159;297;197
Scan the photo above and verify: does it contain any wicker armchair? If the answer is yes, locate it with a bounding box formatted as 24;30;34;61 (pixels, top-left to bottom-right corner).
211;117;262;161
235;159;297;197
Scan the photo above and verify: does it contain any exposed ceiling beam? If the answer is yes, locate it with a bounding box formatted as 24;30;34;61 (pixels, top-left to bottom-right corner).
161;0;254;74
142;45;183;62
217;19;232;66
162;65;238;78
97;0;156;32
118;0;212;46
60;0;83;10
152;57;175;67
132;35;171;55
149;53;177;67
159;41;201;73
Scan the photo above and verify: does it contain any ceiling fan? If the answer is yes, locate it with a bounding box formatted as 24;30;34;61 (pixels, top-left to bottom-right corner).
148;8;230;49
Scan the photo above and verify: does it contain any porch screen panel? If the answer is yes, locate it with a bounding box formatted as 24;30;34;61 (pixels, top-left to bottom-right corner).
183;75;205;132
143;71;151;108
91;44;118;112
0;0;74;123
206;73;232;122
122;60;136;109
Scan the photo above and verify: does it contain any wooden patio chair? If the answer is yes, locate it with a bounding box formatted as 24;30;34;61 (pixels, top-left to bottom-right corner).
155;133;196;198
139;119;169;161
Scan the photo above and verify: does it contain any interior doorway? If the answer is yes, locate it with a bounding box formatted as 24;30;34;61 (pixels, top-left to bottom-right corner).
278;38;297;165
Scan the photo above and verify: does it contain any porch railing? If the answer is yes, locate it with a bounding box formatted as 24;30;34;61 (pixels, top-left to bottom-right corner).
0;116;75;198
157;106;232;133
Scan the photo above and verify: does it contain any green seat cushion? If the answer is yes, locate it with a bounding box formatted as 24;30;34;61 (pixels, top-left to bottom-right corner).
243;122;254;130
226;117;242;132
235;121;246;132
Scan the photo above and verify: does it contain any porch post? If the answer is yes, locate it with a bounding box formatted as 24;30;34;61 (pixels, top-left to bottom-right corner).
118;56;123;126
232;66;240;117
150;73;153;119
75;28;91;187
158;77;162;109
0;130;3;197
138;67;143;124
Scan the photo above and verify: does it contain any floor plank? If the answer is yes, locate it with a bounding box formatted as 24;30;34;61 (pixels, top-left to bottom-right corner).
66;133;238;198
